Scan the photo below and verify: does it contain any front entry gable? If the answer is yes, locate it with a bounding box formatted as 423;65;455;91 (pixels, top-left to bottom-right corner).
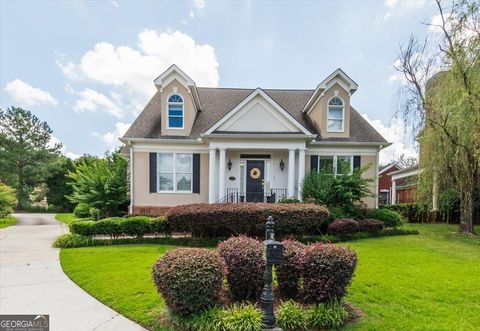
204;89;312;135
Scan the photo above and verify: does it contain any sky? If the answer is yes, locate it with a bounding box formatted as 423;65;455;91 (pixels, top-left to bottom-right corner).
0;0;441;163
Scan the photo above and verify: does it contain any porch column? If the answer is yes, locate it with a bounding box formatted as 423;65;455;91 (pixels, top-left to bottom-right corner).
218;147;226;200
288;148;296;198
391;179;397;204
297;148;306;200
208;147;217;203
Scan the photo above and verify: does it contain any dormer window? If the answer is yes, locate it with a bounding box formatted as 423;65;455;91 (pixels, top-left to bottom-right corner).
327;97;344;132
167;94;184;129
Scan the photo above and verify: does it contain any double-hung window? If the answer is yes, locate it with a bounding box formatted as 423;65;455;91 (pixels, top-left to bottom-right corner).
167;94;184;129
315;155;353;176
327;97;344;132
157;153;192;192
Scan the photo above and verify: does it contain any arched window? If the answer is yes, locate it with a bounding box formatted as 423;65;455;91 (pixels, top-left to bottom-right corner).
167;94;184;129
327;97;344;132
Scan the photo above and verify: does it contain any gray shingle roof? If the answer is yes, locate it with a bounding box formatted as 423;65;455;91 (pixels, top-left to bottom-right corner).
123;87;387;144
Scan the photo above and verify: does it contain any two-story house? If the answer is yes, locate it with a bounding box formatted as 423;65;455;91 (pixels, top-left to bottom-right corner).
120;65;389;215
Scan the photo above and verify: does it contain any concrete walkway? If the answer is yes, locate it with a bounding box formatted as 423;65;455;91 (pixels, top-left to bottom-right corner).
0;213;146;331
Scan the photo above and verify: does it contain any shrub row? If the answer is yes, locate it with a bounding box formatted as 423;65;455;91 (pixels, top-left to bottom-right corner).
367;208;404;227
384;202;429;223
166;203;330;238
276;240;306;299
69;216;168;238
327;218;384;236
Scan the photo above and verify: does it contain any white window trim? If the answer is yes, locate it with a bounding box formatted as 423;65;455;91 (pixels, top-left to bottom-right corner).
167;94;185;130
326;96;345;133
157;152;193;193
316;155;353;176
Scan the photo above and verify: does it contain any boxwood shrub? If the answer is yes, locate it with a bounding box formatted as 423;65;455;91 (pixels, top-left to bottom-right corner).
357;218;384;233
69;220;96;236
73;203;90;218
152;248;226;316
327;218;359;235
302;243;357;304
121;216;150;238
368;208;404;228
149;217;169;236
94;217;124;239
166;203;330;238
276;240;306;299
218;236;265;301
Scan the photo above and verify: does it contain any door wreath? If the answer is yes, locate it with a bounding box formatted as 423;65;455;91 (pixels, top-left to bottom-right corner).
250;167;261;179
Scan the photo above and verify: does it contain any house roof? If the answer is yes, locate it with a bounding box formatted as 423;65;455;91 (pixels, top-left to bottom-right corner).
123;87;388;144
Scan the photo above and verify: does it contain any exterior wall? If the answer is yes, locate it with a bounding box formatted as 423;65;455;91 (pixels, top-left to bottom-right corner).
360;155;377;209
308;83;351;139
397;186;417;203
132;151;209;209
160;79;197;136
378;165;401;205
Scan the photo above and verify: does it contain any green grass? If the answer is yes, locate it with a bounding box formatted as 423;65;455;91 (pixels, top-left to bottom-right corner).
0;215;17;229
55;213;80;225
60;224;480;330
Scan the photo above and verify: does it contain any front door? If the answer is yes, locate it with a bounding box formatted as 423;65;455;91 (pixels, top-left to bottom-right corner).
246;160;265;202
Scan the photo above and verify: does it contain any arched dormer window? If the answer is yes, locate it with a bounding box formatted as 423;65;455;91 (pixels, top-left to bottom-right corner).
167;94;184;129
327;97;344;132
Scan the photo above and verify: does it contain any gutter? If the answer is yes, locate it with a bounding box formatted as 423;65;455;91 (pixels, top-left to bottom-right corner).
119;137;205;144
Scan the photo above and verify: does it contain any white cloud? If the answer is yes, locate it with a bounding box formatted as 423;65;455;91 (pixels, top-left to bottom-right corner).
92;122;131;151
383;0;426;21
362;113;418;164
109;0;119;8
74;88;123;118
192;0;205;9
4;79;58;107
48;135;82;160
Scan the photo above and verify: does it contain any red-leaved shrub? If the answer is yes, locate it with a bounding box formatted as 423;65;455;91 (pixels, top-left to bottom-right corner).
217;236;265;301
327;218;359;235
358;219;384;233
302;243;357;304
166;203;329;238
152;248;225;316
276;240;306;299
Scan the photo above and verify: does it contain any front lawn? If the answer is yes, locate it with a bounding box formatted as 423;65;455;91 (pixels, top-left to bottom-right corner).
0;215;17;229
55;213;81;225
60;224;480;330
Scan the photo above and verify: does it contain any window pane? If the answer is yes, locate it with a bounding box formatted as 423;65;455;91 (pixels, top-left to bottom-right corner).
159;173;174;191
329;97;343;106
169;116;183;128
158;154;173;172
176;154;192;173
319;156;334;174
168;109;183;116
176;173;192;191
328;108;343;119
337;156;352;174
168;94;183;103
327;119;342;131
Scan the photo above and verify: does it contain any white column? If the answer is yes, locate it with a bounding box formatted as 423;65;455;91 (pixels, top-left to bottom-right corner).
297;148;306;200
288;148;296;198
208;148;217;203
129;143;134;214
218;148;226;200
391;179;397;205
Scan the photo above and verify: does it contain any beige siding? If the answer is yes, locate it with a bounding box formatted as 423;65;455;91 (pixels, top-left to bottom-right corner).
308;83;351;139
133;151;209;207
160;79;197;136
360;155;377;209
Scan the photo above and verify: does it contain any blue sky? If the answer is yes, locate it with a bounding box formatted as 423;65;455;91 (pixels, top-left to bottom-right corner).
0;0;438;162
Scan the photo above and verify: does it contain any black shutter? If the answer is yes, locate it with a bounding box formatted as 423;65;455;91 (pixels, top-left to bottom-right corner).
353;155;361;170
310;155;319;172
149;153;157;193
192;154;200;193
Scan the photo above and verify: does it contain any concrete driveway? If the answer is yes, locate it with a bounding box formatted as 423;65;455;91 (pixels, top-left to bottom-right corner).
0;213;146;331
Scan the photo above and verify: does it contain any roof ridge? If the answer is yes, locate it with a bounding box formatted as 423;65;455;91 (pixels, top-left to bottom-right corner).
196;86;315;92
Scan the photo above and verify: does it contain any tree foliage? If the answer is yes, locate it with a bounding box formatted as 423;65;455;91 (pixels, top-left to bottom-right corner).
395;0;480;233
45;156;75;211
67;152;128;218
0;107;61;209
0;183;17;218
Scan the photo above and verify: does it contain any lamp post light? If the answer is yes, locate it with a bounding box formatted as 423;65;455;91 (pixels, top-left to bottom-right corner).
261;216;284;329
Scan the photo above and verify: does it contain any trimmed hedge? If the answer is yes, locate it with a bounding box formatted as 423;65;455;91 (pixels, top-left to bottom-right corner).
327;219;359;235
358;219;384;233
384;203;429;223
166;203;330;238
122;216;151;238
69;220;96;236
302;243;357;304
73;203;90;218
276;240;306;299
94;217;124;239
218;236;265;301
368;209;404;228
152;248;226;316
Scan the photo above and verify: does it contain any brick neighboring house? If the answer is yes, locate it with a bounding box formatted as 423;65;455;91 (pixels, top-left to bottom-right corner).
378;163;420;205
378;163;401;205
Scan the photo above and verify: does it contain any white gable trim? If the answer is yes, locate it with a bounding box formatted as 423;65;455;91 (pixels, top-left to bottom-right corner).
203;88;314;136
379;163;401;175
302;68;358;114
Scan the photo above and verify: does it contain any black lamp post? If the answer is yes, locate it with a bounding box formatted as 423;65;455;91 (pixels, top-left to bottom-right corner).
261;216;284;329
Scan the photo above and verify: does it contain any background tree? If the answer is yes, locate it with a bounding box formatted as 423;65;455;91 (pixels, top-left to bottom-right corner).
0;107;62;209
394;153;418;168
45;156;75;211
67;151;128;219
395;0;479;233
0;183;16;218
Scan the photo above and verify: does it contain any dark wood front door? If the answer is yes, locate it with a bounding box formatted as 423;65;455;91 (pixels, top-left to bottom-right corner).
246;160;265;202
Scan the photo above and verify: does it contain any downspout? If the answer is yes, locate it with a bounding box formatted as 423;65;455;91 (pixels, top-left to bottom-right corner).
129;141;134;214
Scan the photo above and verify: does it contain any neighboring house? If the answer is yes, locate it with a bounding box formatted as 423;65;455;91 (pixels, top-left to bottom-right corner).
390;165;421;204
120;65;389;215
378;163;402;205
